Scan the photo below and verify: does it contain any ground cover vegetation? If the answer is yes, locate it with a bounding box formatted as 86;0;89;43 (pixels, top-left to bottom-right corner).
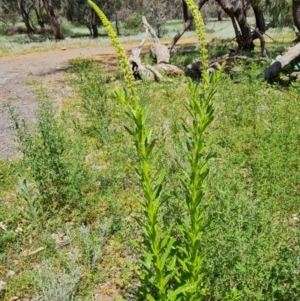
1;0;300;301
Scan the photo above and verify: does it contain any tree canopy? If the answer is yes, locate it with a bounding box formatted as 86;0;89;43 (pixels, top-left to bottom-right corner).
0;0;299;45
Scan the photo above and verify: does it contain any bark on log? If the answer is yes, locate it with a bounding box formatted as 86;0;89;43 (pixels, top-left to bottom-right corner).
150;43;170;64
128;27;149;79
290;71;300;80
145;65;163;81
264;43;300;80
156;63;183;76
142;16;170;64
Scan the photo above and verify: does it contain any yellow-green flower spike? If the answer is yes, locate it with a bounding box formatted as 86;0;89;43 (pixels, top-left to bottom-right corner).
183;0;208;88
87;0;137;105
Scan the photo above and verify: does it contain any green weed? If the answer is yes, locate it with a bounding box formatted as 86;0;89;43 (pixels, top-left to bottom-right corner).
31;256;81;301
88;1;224;301
4;88;91;224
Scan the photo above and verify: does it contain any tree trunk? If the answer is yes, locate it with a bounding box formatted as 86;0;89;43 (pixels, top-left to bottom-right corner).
33;6;45;28
198;0;209;10
42;0;64;40
254;28;267;57
264;43;300;80
182;0;193;30
168;18;192;51
234;8;253;49
216;0;254;50
252;5;266;33
217;9;223;21
17;0;34;34
293;0;300;33
168;0;208;51
115;13;120;36
91;9;98;38
230;15;243;47
87;25;93;36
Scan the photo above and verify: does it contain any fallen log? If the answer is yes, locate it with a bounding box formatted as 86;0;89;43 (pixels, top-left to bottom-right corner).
128;16;184;80
141;16;170;64
150;43;170;64
185;53;268;78
264;43;300;80
128;25;148;78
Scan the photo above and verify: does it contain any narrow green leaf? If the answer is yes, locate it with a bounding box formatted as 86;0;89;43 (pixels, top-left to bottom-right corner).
146;294;156;301
152;146;164;165
156;168;166;187
161;237;176;268
177;257;189;272
124;125;135;137
168;283;197;300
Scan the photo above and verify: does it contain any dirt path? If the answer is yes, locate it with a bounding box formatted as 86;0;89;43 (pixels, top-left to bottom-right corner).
0;45;131;159
0;38;199;159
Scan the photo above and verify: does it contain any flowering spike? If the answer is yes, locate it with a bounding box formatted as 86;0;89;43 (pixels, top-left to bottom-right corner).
87;0;137;105
183;0;208;88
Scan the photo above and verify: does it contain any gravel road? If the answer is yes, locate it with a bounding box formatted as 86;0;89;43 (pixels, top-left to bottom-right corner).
0;45;120;159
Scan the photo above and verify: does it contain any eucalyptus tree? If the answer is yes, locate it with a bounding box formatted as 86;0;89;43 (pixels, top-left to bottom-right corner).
63;0;115;37
265;0;292;26
17;0;35;33
42;0;64;39
196;0;293;50
292;0;300;34
64;0;96;36
0;0;19;27
32;0;46;28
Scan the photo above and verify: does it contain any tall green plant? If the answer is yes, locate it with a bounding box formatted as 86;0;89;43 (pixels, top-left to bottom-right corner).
87;1;177;300
174;1;222;300
87;1;222;300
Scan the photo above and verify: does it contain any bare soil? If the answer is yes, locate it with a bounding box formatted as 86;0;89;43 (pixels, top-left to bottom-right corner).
0;45;122;159
0;38;198;159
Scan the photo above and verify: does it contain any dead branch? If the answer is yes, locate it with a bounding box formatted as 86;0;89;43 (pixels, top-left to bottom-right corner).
254;28;267;58
128;16;185;81
145;65;163;82
128;25;149;80
167;0;208;53
168;18;192;52
131;26;149;58
156;63;183;76
142;16;160;44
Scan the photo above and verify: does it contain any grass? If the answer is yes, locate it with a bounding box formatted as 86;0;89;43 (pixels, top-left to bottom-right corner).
0;33;300;300
0;17;296;58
